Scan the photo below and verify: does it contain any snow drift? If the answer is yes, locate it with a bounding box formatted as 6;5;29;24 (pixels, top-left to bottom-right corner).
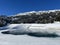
1;22;60;37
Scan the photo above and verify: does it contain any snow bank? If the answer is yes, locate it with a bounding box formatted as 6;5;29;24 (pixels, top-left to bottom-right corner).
0;22;60;45
1;22;60;37
0;30;60;45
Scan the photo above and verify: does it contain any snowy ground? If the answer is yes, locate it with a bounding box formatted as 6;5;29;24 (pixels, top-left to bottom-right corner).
0;30;60;45
0;31;60;45
0;22;60;45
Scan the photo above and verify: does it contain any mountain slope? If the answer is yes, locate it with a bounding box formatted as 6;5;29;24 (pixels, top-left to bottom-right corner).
1;9;60;26
11;9;60;24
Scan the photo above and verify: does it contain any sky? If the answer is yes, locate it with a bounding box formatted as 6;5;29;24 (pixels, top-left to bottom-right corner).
0;0;60;16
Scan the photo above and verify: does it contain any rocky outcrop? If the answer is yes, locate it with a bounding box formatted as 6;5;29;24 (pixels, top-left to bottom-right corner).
11;11;60;24
0;15;12;27
1;10;60;27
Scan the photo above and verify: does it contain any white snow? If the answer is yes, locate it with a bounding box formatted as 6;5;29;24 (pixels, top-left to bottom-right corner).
1;22;60;35
0;30;60;45
14;9;60;16
0;22;60;45
16;11;36;16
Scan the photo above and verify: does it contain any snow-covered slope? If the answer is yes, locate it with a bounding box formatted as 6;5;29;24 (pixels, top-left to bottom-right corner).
0;22;60;45
1;22;60;37
16;9;60;16
0;30;60;45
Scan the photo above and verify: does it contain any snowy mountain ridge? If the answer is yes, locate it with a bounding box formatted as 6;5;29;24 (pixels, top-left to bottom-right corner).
16;9;60;16
1;9;60;27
